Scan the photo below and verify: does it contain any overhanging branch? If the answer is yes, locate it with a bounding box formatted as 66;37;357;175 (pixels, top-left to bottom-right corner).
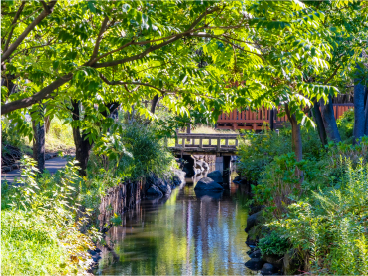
1;0;57;62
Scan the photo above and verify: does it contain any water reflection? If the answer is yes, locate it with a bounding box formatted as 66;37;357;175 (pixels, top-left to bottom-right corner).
96;177;254;275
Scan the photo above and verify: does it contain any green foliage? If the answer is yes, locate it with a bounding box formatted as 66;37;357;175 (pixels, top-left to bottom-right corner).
111;213;123;226
4;0;367;142
269;159;368;274
45;118;75;152
1;117;27;149
237;127;323;183
91;123;176;180
336;109;354;142
258;231;291;257
253;152;322;218
237;128;291;182
1;156;101;275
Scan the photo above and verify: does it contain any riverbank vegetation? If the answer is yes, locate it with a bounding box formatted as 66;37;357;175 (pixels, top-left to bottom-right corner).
238;113;368;274
1;157;99;275
1;0;368;275
1;119;177;274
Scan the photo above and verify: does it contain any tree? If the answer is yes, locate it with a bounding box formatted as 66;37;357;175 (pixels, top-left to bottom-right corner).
3;0;366;171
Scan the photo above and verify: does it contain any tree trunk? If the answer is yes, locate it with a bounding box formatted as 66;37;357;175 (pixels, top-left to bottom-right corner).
32;106;45;173
290;115;303;162
73;129;92;176
285;104;303;181
285;104;302;161
320;94;341;143
71;100;120;176
353;58;366;144
311;100;327;146
151;94;159;114
71;100;93;176
269;108;275;131
364;87;368;135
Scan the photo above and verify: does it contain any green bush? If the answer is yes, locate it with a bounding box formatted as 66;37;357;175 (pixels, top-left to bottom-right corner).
269;158;368;274
1;156;100;275
258;231;291;256
237;128;291;182
237;126;323;182
336;108;354;142
91;123;176;180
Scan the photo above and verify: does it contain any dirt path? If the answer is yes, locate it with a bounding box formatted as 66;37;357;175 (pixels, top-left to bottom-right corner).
1;157;70;184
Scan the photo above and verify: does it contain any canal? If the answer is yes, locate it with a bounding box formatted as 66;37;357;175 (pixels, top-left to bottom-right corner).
95;173;255;275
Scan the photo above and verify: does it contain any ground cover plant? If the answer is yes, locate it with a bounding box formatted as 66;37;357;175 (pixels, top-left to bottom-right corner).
238;114;368;274
1;157;100;275
269;158;368;274
1;0;368;274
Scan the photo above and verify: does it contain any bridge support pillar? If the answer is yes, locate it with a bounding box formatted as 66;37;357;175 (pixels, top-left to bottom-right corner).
215;157;223;175
223;156;231;184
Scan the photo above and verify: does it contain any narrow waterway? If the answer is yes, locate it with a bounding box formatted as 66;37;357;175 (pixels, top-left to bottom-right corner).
95;173;254;275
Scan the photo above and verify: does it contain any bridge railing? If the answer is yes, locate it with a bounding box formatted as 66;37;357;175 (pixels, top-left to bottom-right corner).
217;104;354;130
171;133;242;152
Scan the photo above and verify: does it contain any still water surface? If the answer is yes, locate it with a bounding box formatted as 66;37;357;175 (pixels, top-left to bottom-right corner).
96;178;254;275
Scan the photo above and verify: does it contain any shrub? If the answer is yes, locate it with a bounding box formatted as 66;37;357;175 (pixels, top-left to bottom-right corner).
45;118;74;152
90;123;176;180
336;108;354;142
1;156;100;275
269;158;368;274
237;128;291;182
258;231;291;256
253;152;322;218
237;126;323;182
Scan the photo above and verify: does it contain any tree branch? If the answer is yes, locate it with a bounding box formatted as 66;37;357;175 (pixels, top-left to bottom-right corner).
1;0;57;62
9;39;58;59
323;64;342;85
3;1;26;52
40;1;51;13
88;15;110;65
191;32;264;60
1;73;72;115
99;73;167;94
93;6;221;68
1;5;224;114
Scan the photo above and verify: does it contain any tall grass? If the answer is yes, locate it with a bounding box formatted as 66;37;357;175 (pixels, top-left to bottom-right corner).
1;156;100;275
270;158;368;274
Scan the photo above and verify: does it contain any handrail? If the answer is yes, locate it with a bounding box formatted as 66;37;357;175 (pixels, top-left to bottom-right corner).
170;132;241;152
217;104;354;130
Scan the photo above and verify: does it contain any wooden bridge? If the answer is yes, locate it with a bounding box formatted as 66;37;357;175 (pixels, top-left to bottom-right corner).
168;133;241;156
217;104;354;131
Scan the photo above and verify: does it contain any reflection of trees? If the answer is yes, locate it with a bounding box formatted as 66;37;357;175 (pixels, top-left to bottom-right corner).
98;185;252;275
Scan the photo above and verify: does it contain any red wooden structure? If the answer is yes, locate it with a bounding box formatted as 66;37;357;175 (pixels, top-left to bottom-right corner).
217;104;354;130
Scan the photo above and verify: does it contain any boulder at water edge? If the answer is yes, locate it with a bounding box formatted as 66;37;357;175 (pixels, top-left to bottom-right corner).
194;177;224;191
249;249;262;259
245;210;263;232
262;253;283;269
146;185;163;198
244;258;264;270
172;169;186;187
207;170;223;183
157;180;171;195
261;263;277;275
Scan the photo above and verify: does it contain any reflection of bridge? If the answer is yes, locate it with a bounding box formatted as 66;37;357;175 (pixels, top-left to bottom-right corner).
168;133;241;156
